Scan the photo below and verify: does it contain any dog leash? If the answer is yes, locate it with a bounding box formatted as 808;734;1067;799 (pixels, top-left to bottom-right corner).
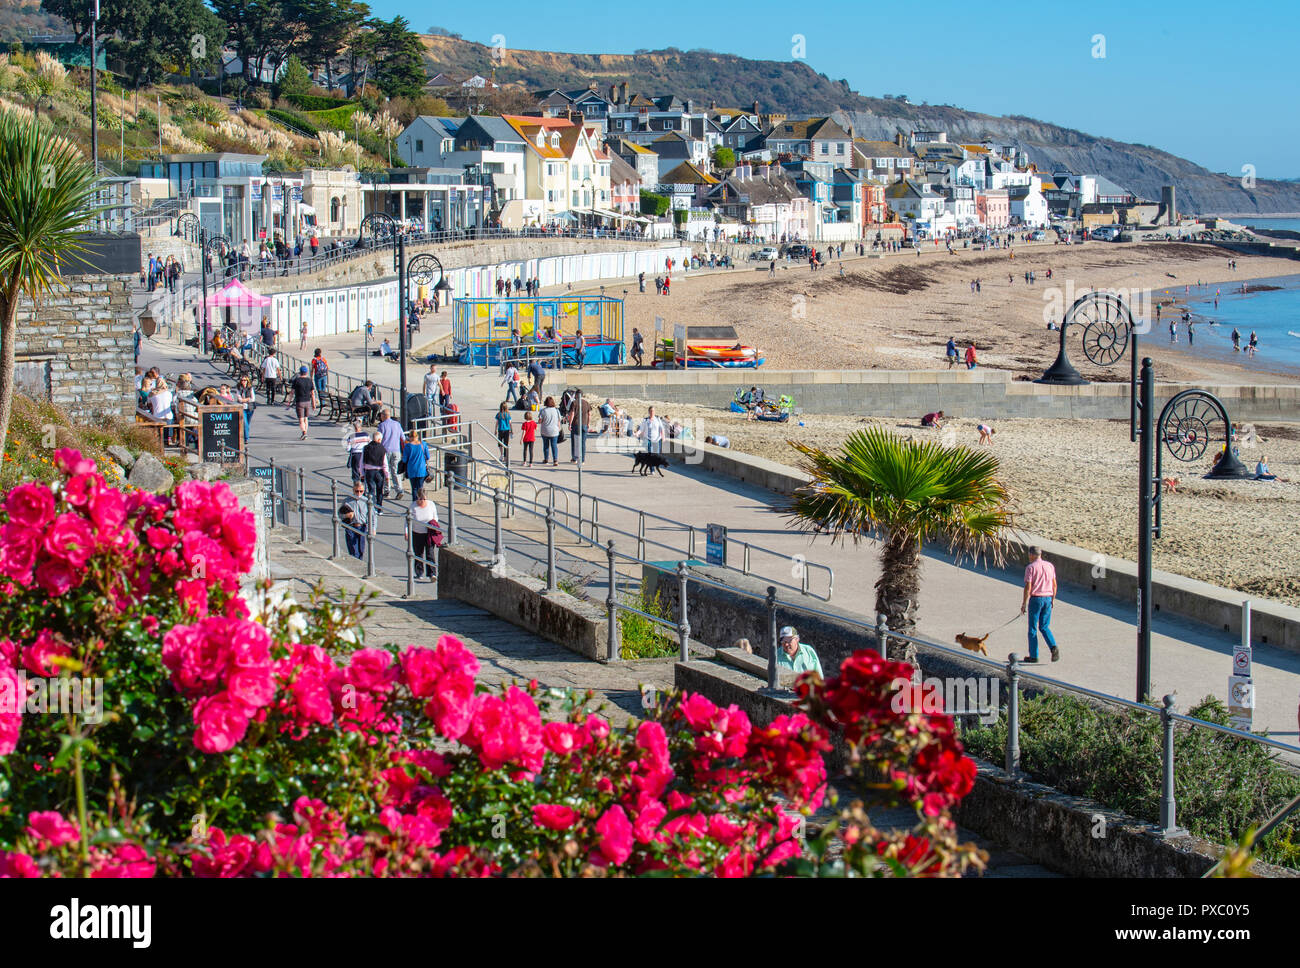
984;613;1023;636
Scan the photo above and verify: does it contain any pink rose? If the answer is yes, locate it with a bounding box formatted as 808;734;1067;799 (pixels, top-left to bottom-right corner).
594;805;633;866
680;693;719;731
427;670;476;741
192;693;251;753
635;721;670;774
585;714;610;740
0;850;39;878
0;522;38;582
34;557;80;596
532;804;580;831
42;513;95;569
61;472;98;508
434;634;480;678
52;448;96;476
399;646;443;698
26;810;80;848
0;666;23;754
347;649;397;694
632;800;667;844
23;630;71;677
90;843;156;878
86;486;126;535
3;483;54;529
291;671;334;726
543;721;589;756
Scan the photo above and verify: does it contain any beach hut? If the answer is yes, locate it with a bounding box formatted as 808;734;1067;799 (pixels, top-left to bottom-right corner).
205;279;273;336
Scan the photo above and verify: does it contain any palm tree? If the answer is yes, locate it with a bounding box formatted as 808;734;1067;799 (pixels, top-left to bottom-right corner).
788;427;1015;636
0;111;100;459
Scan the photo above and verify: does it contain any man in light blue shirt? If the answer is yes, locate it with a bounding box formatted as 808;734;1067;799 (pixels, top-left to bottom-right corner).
776;626;823;677
377;410;405;498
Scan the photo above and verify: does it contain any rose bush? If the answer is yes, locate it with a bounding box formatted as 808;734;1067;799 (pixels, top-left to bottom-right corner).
0;451;984;877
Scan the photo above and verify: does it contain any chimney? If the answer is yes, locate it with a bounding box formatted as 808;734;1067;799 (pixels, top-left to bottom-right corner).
709;99;716;111
609;83;617;104
589;81;598;91
621;81;629;102
752;100;759;116
685;98;693;114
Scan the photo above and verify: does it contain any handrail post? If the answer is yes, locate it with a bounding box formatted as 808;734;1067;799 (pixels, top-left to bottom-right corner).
767;586;779;689
403;507;414;599
592;497;600;543
297;466;307;543
742;542;751;576
801;559;810;596
1160;694;1181;836
329;478;340;559
430;538;439;600
1006;654;1021;777
637;511;645;560
687;526;696;560
606;540;619;662
876;613;889;661
492;488;503;568
545;507;557;592
365;509;375;578
445;469;457;546
676;560;690;662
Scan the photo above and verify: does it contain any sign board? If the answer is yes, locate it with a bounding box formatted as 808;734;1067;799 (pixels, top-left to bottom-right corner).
705;523;727;567
199;406;244;465
251;181;262;200
1227;675;1254;728
1232;643;1252;677
292;186;302;202
250;465;288;526
673;323;687;370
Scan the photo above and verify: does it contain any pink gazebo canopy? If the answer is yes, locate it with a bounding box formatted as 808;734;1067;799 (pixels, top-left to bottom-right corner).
205;278;272;308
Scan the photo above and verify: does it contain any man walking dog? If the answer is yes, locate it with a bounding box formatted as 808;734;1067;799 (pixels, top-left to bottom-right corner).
1019;546;1060;662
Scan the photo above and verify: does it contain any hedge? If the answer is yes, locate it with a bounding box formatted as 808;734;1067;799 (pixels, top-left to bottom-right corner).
286;92;351;111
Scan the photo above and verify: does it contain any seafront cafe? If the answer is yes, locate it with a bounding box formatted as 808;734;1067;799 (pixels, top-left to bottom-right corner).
360;168;489;233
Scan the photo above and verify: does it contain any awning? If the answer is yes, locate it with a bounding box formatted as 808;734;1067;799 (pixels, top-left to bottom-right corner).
205;278;272;308
549;211;578;222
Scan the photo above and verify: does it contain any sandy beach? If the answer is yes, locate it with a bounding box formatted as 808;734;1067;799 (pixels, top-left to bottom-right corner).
620;241;1300;386
610;397;1300;607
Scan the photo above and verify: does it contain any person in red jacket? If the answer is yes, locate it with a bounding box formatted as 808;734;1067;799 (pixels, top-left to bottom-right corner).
965;344;978;369
521;409;537;467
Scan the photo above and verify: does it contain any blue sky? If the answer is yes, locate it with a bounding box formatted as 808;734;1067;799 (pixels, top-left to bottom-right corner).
371;0;1299;179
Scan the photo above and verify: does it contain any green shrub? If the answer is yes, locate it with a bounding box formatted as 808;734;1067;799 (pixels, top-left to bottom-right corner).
286;92;350;111
618;589;676;660
640;190;669;217
265;108;318;137
962;692;1300;870
303;103;362;130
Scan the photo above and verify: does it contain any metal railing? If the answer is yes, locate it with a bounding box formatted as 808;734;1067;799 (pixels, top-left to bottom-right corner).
424;438;834;601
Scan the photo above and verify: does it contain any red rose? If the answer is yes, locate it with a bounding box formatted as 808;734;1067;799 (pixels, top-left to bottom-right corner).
532;804;579;831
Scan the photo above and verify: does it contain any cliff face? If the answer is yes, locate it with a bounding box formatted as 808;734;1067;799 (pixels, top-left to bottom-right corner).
419;37;1299;216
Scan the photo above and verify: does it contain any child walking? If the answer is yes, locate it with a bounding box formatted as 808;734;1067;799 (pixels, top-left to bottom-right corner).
521;409;537;467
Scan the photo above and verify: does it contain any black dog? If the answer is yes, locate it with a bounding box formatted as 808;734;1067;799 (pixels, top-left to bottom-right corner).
632;452;669;476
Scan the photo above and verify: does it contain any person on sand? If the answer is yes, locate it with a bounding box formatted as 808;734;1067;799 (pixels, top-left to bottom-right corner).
921;410;944;430
1231;328;1241;352
978;423;995;445
965;344;978;369
945;337;958;369
1255;454;1281;481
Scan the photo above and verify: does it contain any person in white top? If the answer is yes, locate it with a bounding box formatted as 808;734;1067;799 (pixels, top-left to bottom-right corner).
637;406;666;454
536;396;561;466
148;379;175;446
409;487;441;580
260;352;281;405
501;363;520;403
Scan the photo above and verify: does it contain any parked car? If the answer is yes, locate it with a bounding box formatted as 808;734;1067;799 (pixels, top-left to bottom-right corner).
784;244;811;259
1029;230;1046;241
751;246;779;261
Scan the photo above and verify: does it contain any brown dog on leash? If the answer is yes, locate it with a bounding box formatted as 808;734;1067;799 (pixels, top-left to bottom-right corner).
955;632;990;656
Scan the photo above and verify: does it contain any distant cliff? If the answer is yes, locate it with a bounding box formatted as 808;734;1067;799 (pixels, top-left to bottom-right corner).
420;36;1300;216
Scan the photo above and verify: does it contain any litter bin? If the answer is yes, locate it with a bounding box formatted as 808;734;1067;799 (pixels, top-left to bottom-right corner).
445;450;469;489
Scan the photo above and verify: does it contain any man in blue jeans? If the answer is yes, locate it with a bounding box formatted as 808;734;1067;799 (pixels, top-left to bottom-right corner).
1019;546;1060;663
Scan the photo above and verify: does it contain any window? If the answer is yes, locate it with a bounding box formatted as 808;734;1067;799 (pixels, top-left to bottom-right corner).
416;140;424;153
330;197;340;222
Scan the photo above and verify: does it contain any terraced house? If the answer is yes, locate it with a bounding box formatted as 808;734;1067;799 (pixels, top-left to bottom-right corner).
502;115;613;228
761;117;854;165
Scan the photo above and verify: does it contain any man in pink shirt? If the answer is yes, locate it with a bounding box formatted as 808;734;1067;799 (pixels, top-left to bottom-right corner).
1020;546;1059;663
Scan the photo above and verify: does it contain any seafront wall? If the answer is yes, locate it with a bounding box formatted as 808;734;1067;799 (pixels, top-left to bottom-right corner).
556;368;1300;422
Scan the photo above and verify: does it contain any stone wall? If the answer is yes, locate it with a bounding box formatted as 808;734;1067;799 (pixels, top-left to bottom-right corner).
557;368;1300;422
13;272;136;422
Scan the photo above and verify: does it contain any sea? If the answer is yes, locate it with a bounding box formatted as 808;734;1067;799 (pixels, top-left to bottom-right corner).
1233;216;1300;233
1156;272;1300;371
